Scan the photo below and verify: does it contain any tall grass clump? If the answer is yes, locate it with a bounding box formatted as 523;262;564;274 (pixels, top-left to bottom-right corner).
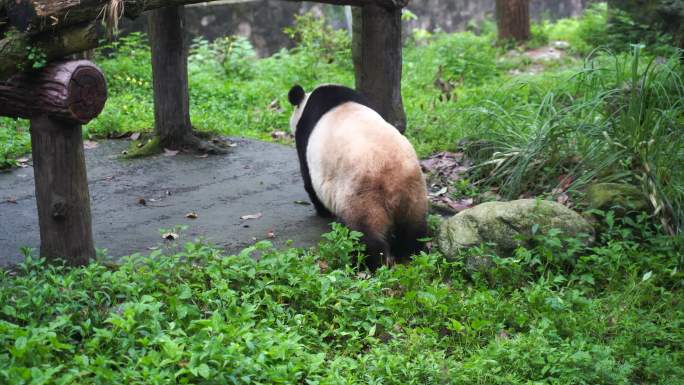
466;46;684;233
586;46;684;233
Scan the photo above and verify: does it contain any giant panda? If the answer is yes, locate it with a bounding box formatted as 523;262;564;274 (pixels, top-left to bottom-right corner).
287;84;428;269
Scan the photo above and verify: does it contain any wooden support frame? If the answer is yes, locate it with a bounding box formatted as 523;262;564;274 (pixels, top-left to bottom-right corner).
2;1;410;135
0;60;107;265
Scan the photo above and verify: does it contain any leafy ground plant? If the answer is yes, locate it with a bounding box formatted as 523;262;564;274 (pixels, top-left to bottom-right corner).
1;219;682;384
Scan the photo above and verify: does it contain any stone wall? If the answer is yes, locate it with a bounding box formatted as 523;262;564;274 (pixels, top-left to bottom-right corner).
405;0;591;33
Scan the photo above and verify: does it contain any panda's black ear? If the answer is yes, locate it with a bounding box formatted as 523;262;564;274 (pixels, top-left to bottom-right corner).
288;85;305;106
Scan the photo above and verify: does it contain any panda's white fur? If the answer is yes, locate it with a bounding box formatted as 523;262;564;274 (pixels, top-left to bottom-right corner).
305;103;418;214
288;84;428;269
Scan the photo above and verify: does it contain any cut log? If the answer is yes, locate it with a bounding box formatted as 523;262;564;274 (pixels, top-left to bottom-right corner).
0;22;104;81
352;5;406;132
5;0;409;35
30;115;95;266
0;60;107;123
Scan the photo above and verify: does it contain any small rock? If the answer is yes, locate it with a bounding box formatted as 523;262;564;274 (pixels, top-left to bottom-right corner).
552;40;571;50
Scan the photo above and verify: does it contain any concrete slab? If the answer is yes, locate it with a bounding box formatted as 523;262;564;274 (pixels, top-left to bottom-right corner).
0;139;332;267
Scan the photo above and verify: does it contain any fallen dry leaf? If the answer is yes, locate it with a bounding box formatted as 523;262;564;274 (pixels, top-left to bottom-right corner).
83;140;99;150
240;213;263;220
294;200;311;206
129;132;141;141
267;99;282;112
271;130;291;140
162;232;179;241
137;197;147;206
6;197;18;204
266;230;276;238
318;260;329;272
185;212;198;219
163;148;179;156
558;174;574;191
429;186;448;197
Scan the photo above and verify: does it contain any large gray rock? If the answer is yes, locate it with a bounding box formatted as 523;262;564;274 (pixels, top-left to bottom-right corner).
438;199;594;258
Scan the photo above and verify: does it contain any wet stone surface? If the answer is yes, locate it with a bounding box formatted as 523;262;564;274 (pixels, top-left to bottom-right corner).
0;139;331;267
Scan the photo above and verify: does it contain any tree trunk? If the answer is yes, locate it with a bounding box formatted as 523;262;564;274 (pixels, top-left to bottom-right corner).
352;5;406;132
496;0;530;42
148;6;194;150
30;116;95;265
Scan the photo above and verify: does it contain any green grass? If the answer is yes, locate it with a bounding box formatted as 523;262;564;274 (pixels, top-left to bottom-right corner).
1;220;682;384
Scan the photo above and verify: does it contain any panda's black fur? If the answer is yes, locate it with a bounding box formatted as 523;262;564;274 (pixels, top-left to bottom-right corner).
288;84;374;218
288;84;428;270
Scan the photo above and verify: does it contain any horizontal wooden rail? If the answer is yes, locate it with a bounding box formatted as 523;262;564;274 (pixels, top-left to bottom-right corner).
2;0;409;35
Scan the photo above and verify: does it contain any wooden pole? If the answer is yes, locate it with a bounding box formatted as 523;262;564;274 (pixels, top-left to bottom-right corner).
148;5;194;149
30;116;94;265
0;60;106;265
352;4;406;132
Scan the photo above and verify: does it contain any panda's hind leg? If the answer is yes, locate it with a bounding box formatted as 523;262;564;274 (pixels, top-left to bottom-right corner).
390;195;429;262
342;206;392;271
391;216;428;262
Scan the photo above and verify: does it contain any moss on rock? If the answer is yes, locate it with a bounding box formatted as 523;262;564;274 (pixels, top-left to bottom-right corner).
585;183;649;214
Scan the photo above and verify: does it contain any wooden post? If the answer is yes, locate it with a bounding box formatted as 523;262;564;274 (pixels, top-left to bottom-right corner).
352;4;406;133
30;116;94;265
0;60;106;265
148;5;194;149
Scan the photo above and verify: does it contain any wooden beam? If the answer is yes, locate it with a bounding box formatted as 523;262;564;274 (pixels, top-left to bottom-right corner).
0;22;104;81
4;0;409;35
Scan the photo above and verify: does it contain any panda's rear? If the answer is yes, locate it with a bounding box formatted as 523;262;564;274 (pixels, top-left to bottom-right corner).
288;84;428;269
